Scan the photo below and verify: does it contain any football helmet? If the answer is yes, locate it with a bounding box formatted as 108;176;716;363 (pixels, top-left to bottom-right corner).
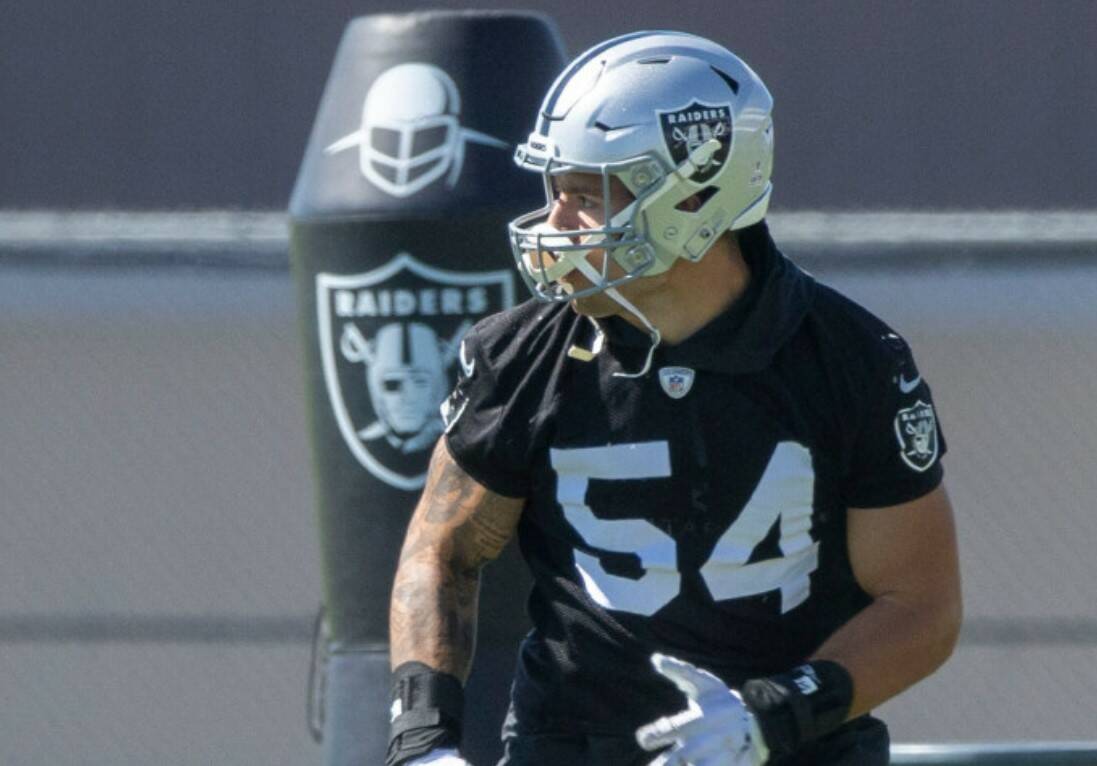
508;31;774;301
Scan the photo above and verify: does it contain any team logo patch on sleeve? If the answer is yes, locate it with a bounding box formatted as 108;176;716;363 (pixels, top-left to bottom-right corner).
894;400;939;472
657;101;733;183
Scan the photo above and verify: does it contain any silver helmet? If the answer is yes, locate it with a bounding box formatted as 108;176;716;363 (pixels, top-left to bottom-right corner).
508;31;774;301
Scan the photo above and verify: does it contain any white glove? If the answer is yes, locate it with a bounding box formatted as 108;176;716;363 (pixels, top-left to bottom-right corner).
406;748;473;766
636;654;770;766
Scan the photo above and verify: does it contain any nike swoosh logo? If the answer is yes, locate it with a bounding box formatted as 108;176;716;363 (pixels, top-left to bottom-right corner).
459;340;475;378
899;374;922;394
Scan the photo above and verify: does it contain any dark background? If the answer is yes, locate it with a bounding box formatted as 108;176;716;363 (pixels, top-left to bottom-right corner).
4;0;1094;210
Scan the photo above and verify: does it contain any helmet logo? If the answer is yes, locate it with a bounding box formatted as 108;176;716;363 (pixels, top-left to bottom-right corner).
325;63;510;198
658;101;733;183
317;253;515;490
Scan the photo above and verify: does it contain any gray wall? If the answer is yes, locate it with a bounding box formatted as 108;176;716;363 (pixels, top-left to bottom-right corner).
2;229;1096;762
4;1;1095;210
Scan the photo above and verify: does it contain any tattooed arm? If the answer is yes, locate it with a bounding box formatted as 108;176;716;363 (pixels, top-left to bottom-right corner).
389;438;524;679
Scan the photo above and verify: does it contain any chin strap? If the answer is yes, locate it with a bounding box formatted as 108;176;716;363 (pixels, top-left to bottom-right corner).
571;258;661;379
566;317;606;362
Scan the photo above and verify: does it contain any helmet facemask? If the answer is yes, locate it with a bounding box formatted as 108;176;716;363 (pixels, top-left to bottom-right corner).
509;150;660;301
362;113;461;193
508;134;741;302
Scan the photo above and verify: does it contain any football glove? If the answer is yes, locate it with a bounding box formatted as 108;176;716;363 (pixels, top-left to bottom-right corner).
406;749;472;765
636;654;770;766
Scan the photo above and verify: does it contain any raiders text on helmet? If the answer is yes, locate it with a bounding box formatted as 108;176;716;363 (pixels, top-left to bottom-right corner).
508;31;774;300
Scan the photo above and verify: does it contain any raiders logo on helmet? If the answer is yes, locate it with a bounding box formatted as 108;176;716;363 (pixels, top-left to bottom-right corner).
657;101;733;183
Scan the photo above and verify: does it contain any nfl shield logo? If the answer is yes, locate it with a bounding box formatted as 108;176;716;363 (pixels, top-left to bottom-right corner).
658;366;696;399
894;400;939;473
658;100;733;183
316;253;514;490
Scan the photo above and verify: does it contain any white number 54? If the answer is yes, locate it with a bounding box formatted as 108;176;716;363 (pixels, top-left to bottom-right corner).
551;441;819;617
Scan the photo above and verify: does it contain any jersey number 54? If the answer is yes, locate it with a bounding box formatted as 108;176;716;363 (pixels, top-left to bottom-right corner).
550;441;819;617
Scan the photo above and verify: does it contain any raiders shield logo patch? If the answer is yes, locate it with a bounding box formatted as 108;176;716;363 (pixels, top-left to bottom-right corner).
894;400;939;473
658;366;695;399
316;253;514;490
658;100;733;183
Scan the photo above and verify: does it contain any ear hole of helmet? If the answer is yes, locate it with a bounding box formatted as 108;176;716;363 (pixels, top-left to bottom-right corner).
674;185;719;212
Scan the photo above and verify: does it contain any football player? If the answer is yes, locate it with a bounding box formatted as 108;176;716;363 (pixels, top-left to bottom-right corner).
387;31;961;766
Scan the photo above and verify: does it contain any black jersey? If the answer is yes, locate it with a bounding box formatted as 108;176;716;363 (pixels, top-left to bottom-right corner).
443;222;946;735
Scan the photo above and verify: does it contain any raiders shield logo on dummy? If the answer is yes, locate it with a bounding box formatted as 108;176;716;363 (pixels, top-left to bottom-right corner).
316;252;514;489
895;400;940;472
658;100;733;183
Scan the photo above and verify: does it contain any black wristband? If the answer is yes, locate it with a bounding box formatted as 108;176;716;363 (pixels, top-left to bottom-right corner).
740;660;854;759
385;662;464;766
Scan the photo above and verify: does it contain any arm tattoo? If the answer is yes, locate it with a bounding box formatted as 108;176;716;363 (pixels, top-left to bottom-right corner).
423;454;476;524
390;440;523;677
